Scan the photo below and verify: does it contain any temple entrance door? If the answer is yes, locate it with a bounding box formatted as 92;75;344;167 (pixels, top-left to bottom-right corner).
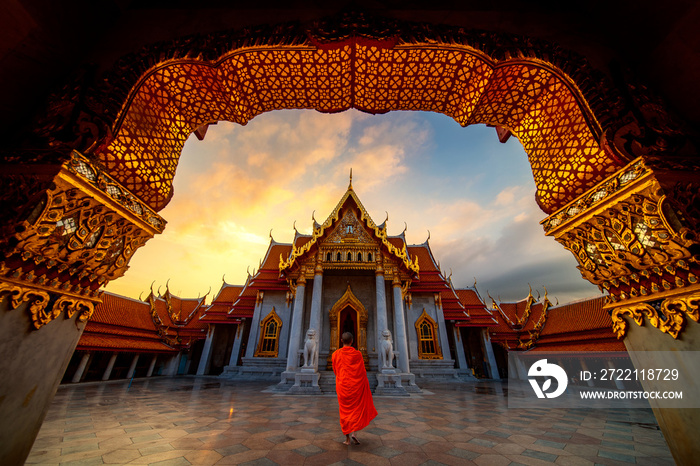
327;285;369;370
338;306;358;349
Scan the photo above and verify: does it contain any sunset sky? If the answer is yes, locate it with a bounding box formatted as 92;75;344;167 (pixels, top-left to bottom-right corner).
104;109;601;304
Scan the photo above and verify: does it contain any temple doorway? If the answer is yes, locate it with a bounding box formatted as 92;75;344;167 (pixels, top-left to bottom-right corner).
338;306;358;350
327;285;369;369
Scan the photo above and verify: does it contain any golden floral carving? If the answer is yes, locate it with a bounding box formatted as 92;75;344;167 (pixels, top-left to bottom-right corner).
611;292;700;339
0;280;96;329
543;157;700;309
1;151;165;313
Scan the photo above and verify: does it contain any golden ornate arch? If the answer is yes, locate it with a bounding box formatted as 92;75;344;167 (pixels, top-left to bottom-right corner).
84;16;631;214
327;284;369;369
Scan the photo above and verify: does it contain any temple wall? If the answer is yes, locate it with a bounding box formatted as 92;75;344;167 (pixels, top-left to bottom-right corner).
0;298;86;465
259;291;290;359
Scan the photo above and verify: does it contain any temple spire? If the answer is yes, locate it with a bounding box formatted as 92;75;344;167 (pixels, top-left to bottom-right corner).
349;168;353;190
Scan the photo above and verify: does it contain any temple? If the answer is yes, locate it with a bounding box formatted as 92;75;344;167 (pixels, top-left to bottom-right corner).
60;179;624;395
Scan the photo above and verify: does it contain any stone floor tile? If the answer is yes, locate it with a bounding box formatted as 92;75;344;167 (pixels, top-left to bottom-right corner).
597;449;637;463
473;453;511;466
182;450;222;465
29;378;673;466
101;448;142;463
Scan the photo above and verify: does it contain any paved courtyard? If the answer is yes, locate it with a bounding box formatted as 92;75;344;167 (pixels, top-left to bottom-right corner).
28;377;673;465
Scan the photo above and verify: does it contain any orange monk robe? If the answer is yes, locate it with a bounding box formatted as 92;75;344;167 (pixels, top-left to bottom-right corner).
332;346;378;435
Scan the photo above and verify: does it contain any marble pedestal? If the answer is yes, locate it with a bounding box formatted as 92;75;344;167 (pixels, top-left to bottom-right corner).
288;369;321;395
375;370;409;396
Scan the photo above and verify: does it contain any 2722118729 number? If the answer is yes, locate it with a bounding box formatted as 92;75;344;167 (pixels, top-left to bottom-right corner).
598;368;679;381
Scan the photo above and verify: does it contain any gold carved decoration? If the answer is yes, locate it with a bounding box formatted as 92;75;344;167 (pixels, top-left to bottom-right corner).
280;185;419;277
0;279;96;329
543;156;700;338
1;151;165;326
543;157;699;304
86;12;626;214
611;290;700;339
326;285;369;369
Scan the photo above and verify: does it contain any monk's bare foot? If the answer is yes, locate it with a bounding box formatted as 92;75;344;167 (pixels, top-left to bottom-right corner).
351;435;360;445
343;435;351;445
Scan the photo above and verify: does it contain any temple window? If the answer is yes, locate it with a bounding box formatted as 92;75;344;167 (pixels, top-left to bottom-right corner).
347;251;352;261
357;252;362;261
415;310;442;359
326;252;332;262
367;252;372;262
337;252;342;261
254;308;282;357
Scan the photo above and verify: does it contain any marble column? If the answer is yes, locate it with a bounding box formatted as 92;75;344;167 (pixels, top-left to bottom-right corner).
375;254;389;349
146;355;157;377
228;322;245;366
244;292;265;359
71;352;91;383
434;296;452;361
452;327;469;370
392;275;410;374
126;354;140;379
285;274;307;372
481;329;500;380
102;353;118;381
308;260;324;371
167;353;181;376
196;325;215;375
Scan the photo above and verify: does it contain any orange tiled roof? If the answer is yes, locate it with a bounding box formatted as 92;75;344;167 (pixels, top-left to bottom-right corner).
78;292;177;353
540;295;610;335
88;292;153;329
78;334;175;352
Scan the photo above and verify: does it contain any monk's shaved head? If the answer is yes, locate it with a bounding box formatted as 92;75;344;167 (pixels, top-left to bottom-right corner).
341;332;354;345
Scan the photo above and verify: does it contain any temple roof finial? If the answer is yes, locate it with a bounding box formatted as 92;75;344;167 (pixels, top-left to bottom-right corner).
349;168;353;189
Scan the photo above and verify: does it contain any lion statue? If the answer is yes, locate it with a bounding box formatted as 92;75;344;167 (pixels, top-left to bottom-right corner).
303;328;318;369
380;329;394;370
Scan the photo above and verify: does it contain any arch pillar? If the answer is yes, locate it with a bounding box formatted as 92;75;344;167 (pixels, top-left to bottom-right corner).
542;155;700;465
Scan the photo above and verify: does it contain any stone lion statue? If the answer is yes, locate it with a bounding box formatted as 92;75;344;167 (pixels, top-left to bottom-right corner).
303;328;318;369
380;329;394;370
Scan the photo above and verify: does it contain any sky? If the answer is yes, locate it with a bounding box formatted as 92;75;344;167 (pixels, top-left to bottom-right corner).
104;108;602;305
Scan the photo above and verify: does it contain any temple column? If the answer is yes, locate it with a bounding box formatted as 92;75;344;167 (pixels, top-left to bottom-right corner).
228;323;245;366
375;253;389;350
392;274;410;374
307;257;324;371
433;294;452;361
146;355;157;377
481;329;500;380
244;291;265;359
71;352;91;383
166;353;181;376
102;353;118;381
452;327;469;370
196;325;215;375
542;156;700;465
126;354;140;379
285;272;307;371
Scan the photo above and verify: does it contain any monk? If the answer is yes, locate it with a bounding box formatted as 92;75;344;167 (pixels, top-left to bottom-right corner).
332;332;377;445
